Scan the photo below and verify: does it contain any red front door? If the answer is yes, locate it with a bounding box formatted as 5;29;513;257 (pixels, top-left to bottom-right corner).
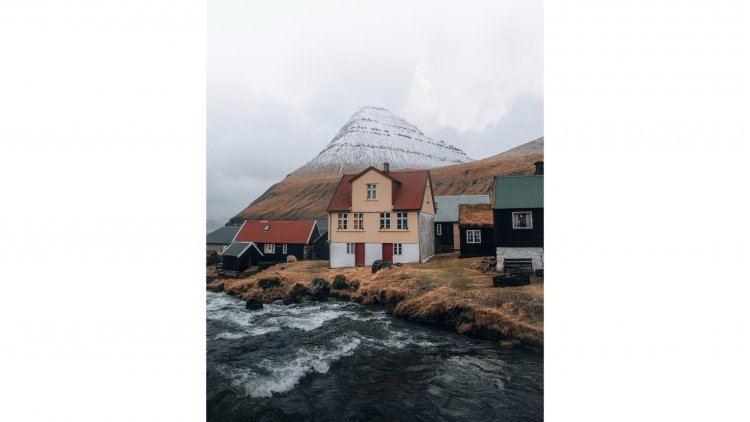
355;243;365;266
382;243;393;263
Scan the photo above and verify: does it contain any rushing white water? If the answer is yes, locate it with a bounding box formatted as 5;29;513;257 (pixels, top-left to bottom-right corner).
206;291;543;421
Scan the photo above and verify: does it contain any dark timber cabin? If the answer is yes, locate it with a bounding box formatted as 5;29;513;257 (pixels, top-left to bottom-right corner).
221;242;263;273
312;229;330;260
458;203;495;258
493;161;544;270
233;220;320;262
433;195;491;253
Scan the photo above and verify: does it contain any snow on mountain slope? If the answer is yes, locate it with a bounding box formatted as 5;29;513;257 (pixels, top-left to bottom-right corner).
293;106;473;175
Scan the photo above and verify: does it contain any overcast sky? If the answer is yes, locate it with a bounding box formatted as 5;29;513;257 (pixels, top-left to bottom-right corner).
208;0;543;221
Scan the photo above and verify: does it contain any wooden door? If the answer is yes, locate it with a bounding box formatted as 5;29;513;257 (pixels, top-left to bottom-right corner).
382;243;393;263
355;243;365;266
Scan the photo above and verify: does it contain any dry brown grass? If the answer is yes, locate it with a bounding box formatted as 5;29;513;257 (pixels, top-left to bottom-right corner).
207;253;544;349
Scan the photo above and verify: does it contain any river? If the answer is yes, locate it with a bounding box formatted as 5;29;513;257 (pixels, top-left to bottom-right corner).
207;291;543;421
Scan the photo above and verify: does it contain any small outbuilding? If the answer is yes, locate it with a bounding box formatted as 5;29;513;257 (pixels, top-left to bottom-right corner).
312;229;330;260
206;224;242;253
233;220;320;263
458;203;495;258
220;241;263;273
433;195;491;253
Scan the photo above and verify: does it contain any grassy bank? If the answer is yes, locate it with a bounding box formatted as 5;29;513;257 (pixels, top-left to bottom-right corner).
206;253;543;351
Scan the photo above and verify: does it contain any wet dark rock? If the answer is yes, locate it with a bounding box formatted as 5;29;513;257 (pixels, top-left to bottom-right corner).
258;278;281;289
291;283;310;297
372;260;391;273
207;282;224;292
309;278;330;301
245;296;263;310
332;275;348;290
282;295;301;305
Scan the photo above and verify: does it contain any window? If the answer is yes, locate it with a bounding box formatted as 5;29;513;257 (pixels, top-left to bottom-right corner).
263;225;270;232
512;211;533;229
367;184;377;199
396;212;408;230
393;243;402;255
337;213;348;230
264;243;275;253
282;244;287;254
353;213;364;230
346;243;354;254
436;224;442;235
466;230;481;244
379;212;391;230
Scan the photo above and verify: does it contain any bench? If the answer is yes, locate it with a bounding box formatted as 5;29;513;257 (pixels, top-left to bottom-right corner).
503;258;533;275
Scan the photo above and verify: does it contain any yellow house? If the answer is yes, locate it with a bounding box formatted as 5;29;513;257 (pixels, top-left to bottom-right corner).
326;163;436;268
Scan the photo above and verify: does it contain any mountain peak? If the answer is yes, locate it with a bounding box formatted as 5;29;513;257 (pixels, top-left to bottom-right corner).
294;106;472;175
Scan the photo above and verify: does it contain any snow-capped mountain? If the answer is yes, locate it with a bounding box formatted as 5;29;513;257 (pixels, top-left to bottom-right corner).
293;106;473;175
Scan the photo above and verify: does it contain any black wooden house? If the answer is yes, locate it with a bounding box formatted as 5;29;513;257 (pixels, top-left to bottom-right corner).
233;220;320;263
458;203;495;258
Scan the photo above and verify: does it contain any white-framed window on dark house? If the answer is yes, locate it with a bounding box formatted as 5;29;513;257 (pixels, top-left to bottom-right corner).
346;243;354;254
353;213;364;230
512;211;533;229
436;224;442;235
466;230;481;244
337;213;348;230
379;212;391;230
282;244;287;254
396;212;408;230
367;184;377;199
393;243;402;255
264;243;275;253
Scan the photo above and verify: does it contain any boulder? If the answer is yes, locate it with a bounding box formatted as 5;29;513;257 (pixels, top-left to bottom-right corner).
207;282;224;292
291;283;310;297
309;278;330;301
282;295;301;305
245;297;263;310
349;280;360;291
331;275;348;290
257;278;281;289
371;260;391;273
286;255;297;263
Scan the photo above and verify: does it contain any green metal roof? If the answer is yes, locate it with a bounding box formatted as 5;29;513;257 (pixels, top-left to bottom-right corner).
221;242;256;257
434;195;491;222
494;175;544;209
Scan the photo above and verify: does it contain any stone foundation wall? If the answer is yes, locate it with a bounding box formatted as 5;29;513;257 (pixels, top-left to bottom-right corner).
496;247;544;271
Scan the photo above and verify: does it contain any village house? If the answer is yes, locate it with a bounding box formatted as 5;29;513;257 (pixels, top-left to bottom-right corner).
326;163;436;268
458;203;495;258
493;161;544;271
206;224;242;253
232;219;320;262
220;241;263;273
433;195;491;253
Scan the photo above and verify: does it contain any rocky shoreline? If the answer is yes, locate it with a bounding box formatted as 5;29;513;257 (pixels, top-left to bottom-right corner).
206;255;543;352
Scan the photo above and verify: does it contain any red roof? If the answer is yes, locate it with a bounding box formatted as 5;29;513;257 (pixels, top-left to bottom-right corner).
233;220;317;244
327;169;432;212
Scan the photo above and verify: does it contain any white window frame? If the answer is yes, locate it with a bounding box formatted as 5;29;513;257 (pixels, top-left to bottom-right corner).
511;211;533;230
346;243;354;254
436;223;442;235
466;230;481;244
367;184;377;200
393;243;402;255
282;244;287;254
379;212;391;230
396;212;408;230
264;243;275;253
337;213;348;230
353;213;364;230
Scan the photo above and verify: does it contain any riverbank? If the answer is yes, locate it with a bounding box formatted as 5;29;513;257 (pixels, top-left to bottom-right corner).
206;253;543;351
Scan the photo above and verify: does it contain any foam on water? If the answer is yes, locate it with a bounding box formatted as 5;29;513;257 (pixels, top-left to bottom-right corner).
218;335;363;398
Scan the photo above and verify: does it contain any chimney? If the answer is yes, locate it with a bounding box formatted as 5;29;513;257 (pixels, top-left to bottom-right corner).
383;162;390;174
534;161;544;175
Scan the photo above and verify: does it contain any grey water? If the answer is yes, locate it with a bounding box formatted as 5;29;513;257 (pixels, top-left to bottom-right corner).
207;291;543;421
